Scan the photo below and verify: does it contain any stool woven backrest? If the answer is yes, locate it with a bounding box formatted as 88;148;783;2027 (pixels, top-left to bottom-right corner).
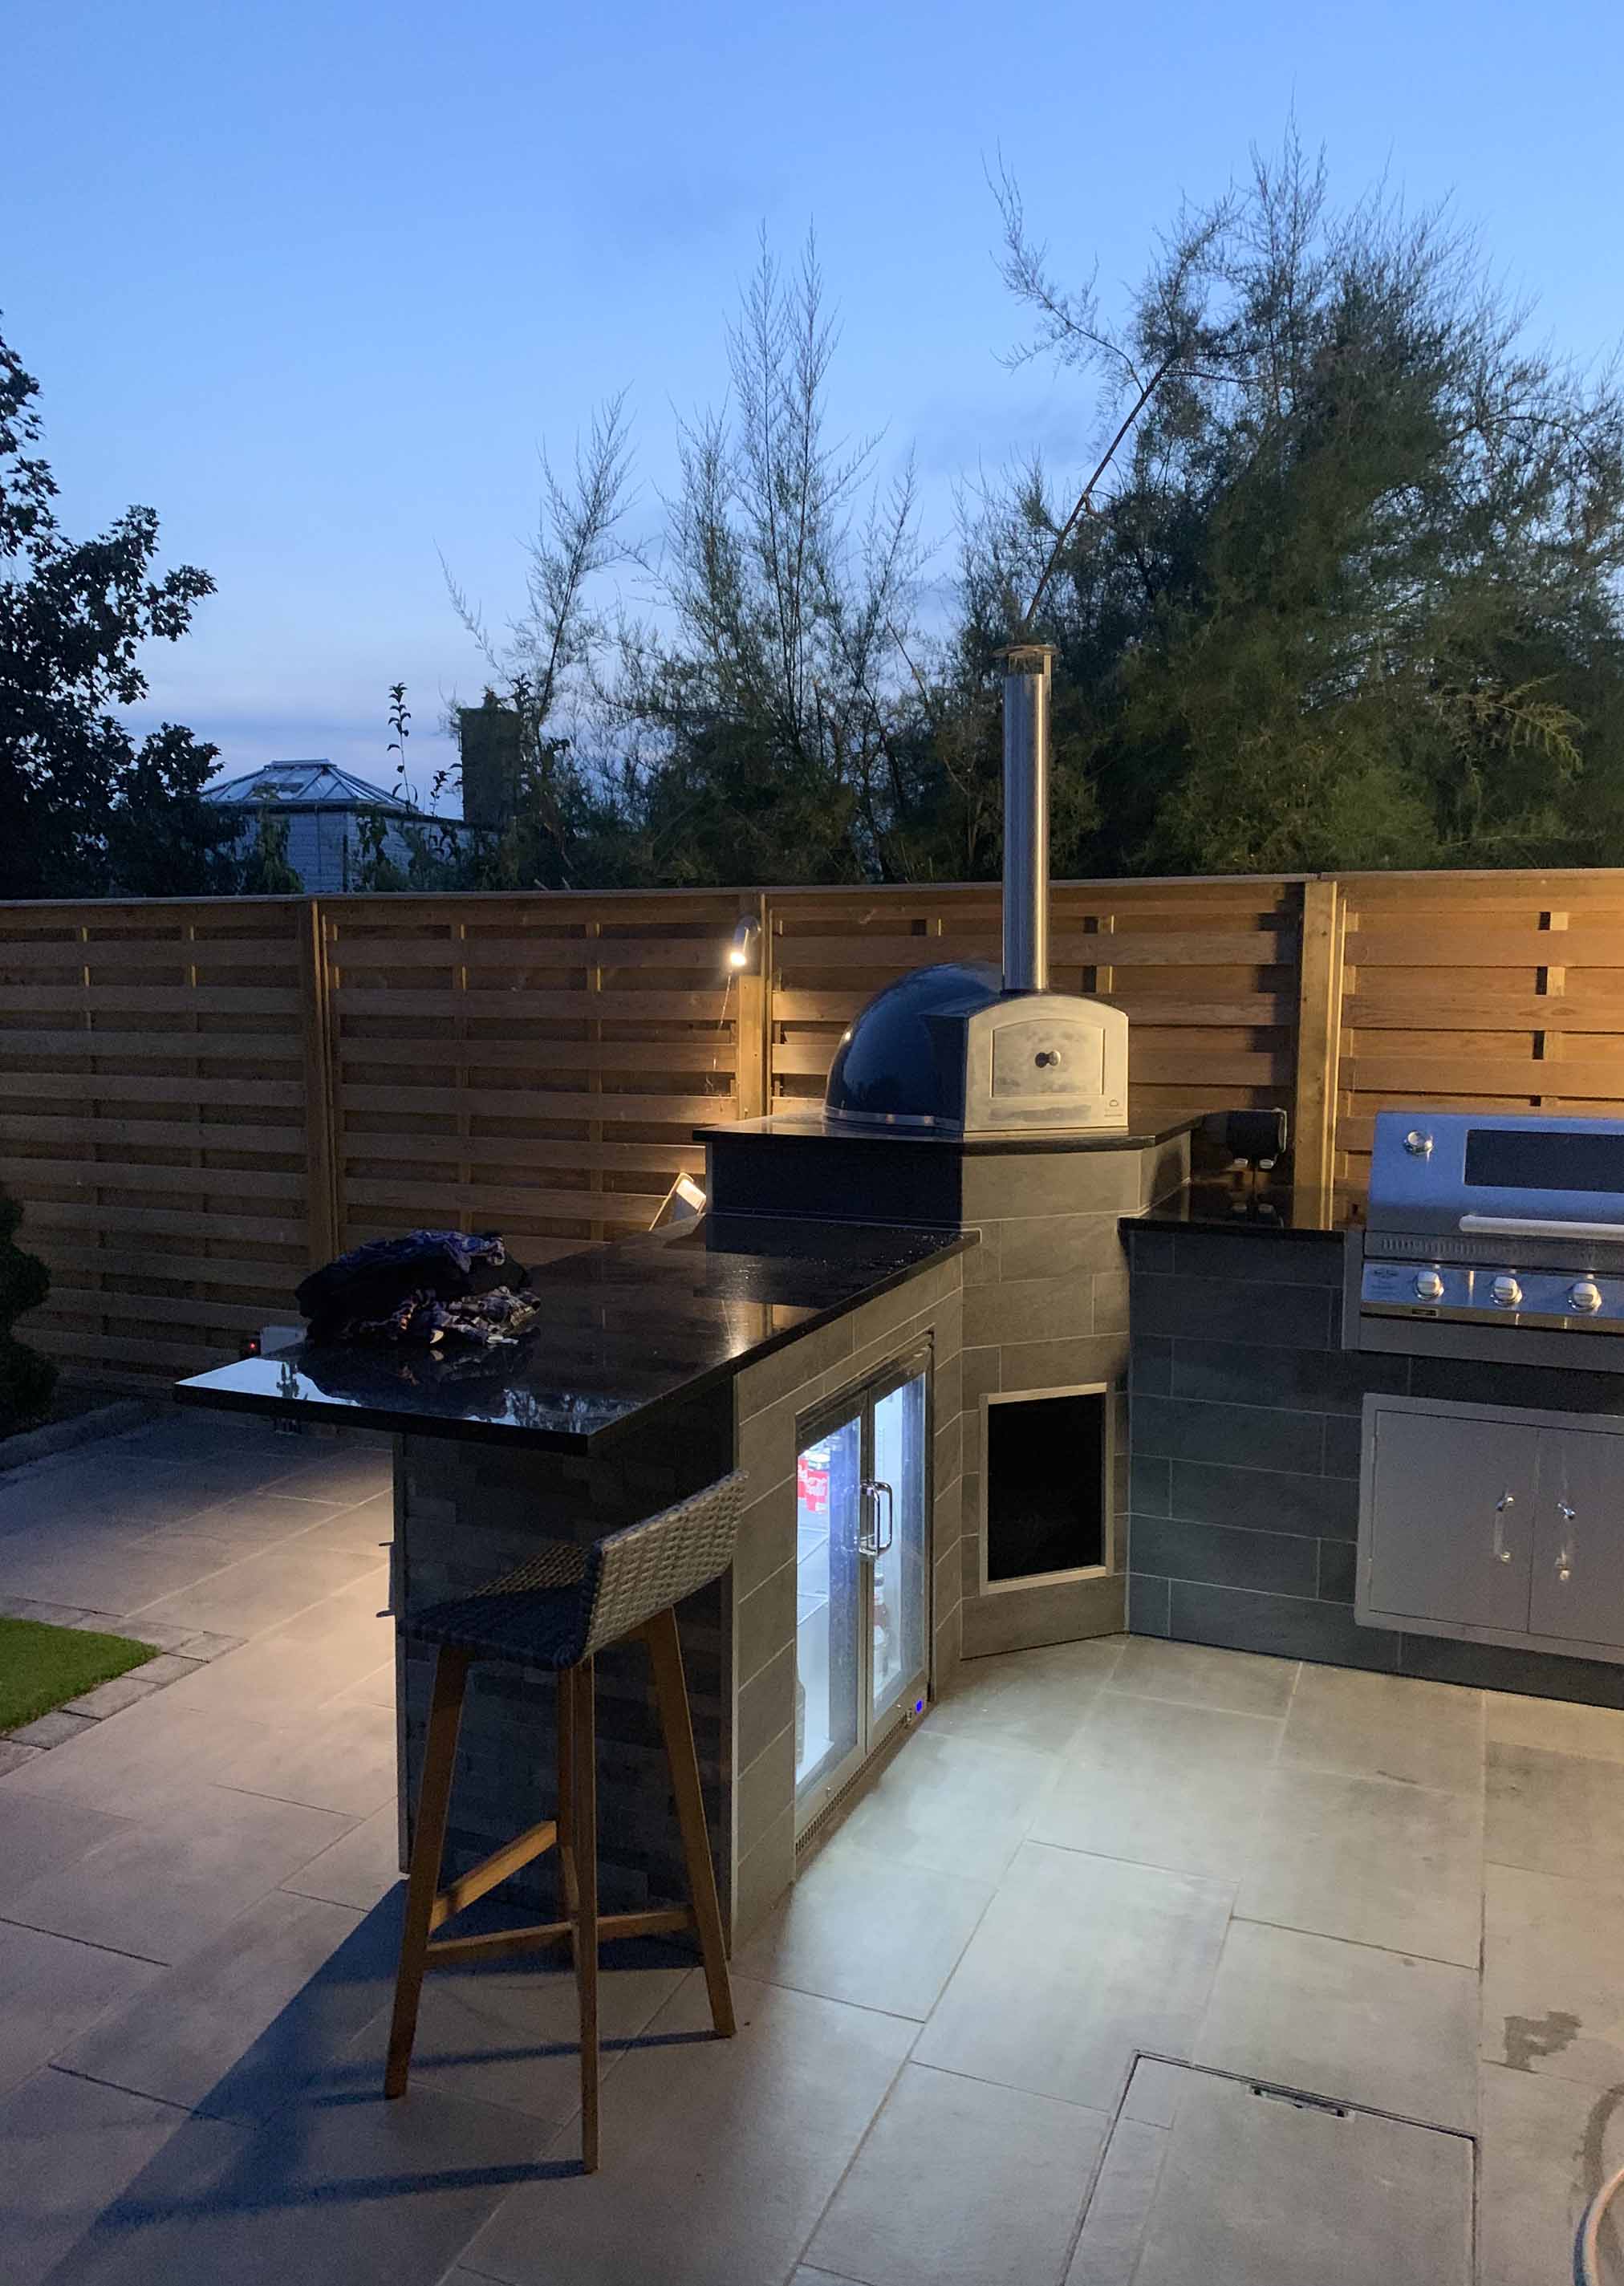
575;1470;748;1659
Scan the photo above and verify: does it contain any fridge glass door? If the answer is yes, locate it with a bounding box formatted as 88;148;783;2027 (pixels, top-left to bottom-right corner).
869;1364;929;1734
794;1405;863;1817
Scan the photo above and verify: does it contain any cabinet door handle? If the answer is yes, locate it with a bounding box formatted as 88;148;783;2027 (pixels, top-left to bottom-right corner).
1492;1492;1516;1565
1556;1498;1577;1582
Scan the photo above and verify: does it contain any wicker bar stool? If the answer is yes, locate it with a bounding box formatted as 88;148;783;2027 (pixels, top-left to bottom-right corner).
384;1471;747;2170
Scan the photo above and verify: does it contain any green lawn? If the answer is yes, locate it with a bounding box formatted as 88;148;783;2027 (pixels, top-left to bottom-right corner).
0;1615;156;1732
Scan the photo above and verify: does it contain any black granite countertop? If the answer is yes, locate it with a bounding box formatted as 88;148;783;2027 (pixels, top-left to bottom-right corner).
174;1213;972;1453
698;1110;1198;1155
1131;1176;1362;1240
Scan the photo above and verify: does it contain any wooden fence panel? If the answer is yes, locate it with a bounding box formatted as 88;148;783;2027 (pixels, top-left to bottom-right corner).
322;891;744;1272
0;899;315;1380
765;878;1303;1129
1335;872;1624;1211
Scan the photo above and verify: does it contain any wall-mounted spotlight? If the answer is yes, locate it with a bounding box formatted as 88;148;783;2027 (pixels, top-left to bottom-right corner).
727;916;761;973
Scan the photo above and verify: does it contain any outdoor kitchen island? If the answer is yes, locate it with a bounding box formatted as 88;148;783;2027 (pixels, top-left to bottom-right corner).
174;1211;972;1947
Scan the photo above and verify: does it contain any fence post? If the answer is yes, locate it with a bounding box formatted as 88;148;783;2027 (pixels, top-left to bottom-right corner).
298;898;340;1266
734;891;771;1122
1293;877;1346;1221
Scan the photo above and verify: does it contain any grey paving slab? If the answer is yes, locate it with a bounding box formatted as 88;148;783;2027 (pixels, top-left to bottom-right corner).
462;1973;915;2286
807;2061;1108;2286
1238;1765;1484;1966
0;1786;351;1963
0;1736;43;1775
211;1697;398;1819
0;1536;246;1618
1487;1691;1624;1763
45;2077;547;2286
1066;2113;1167;2286
1477;2061;1624;2286
125;1537;384;1635
155;1602;392;1724
264;1448;394;1504
0;1789;136;1914
830;1728;1061;1885
1105;1637;1300;1717
915;1841;1233;2112
0;2065;242;2286
1488;1740;1624;1885
733;1829;994;2020
60;1671;168;1720
1100;2064;1472;2286
1280;1664;1484;1794
9;1707;97;1749
299;1490;396;1555
56;1886;392;2120
927;1636;1124;1753
0;1922;165;2095
0;1692;277;1816
1481;1861;1624;2092
149;1490;349;1549
281;1805;403;1910
1030;1695;1282;1880
66;1617;205;1653
1192;1919;1479;2133
341;1951;690;2126
331;1659;397;1711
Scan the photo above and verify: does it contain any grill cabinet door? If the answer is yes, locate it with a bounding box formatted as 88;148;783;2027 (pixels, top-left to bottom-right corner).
1529;1426;1624;1647
1366;1408;1536;1632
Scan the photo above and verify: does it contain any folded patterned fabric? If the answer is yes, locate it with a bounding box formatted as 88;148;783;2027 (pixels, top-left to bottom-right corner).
296;1229;529;1341
345;1287;544;1349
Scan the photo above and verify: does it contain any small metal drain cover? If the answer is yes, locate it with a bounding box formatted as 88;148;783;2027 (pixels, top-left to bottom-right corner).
1070;2057;1473;2286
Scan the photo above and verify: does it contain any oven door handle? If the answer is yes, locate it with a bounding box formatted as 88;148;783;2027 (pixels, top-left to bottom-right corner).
1459;1214;1624;1242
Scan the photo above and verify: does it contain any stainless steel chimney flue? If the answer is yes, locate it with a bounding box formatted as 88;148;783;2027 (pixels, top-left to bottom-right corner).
1001;644;1054;993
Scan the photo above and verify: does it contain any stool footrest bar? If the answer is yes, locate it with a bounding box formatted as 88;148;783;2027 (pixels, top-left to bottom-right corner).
425;1906;692;1968
428;1817;558;1931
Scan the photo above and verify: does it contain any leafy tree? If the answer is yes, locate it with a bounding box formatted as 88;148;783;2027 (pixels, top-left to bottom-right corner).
0;1187;55;1436
442;404;637;889
954;136;1624;875
237;802;304;895
0;319;238;899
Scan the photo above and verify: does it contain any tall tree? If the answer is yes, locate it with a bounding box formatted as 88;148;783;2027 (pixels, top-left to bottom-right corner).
0;320;237;899
956;136;1624;875
612;232;940;883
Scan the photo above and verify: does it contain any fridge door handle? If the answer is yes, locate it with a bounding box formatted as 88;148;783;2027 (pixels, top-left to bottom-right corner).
856;1480;880;1559
871;1480;895;1555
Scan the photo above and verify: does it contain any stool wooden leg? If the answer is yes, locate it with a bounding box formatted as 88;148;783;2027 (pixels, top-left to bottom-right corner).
572;1657;601;2172
555;1666;579;1967
385;1646;470;2098
645;1607;736;2040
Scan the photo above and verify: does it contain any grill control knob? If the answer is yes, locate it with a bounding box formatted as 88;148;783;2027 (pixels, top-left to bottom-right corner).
1403;1130;1434;1157
1414;1269;1445;1302
1490;1274;1523;1309
1569;1280;1604;1314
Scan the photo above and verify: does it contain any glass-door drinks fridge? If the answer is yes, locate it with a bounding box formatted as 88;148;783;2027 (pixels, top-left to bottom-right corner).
793;1342;931;1835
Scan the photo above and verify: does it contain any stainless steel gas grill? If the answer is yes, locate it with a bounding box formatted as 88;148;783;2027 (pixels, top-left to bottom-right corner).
1354;1110;1624;1665
1354;1110;1624;1369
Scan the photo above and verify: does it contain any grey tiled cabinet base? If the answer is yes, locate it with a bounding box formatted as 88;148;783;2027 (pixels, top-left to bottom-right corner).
1125;1224;1624;1708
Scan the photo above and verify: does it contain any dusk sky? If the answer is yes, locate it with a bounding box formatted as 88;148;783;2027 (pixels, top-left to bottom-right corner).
9;0;1620;804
